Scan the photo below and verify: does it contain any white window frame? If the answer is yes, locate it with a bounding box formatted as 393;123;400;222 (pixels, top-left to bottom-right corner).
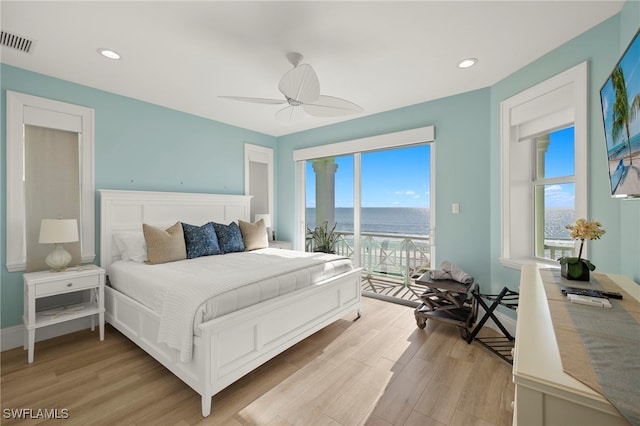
532;132;575;259
500;62;588;269
293;126;436;264
6;91;95;272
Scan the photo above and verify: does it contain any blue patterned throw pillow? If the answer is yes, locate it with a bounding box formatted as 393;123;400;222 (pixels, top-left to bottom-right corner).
181;222;221;259
212;221;245;253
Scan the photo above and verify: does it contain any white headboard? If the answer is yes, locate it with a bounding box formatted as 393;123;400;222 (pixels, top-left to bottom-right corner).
99;189;252;274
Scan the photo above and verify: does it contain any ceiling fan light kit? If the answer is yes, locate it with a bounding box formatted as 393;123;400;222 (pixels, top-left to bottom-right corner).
220;52;362;122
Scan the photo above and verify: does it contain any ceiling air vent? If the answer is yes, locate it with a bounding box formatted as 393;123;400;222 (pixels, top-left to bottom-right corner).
1;30;34;54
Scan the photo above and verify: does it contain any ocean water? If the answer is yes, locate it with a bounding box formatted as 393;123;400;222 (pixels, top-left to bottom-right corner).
307;207;429;236
544;208;575;240
306;207;575;240
607;133;640;159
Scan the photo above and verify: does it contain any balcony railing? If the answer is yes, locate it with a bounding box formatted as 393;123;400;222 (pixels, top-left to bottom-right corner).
307;231;431;287
543;240;575;260
307;233;575;303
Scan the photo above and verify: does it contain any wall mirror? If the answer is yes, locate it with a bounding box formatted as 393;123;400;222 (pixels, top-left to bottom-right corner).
6;91;95;272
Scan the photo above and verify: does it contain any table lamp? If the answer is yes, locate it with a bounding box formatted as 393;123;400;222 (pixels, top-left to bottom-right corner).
39;218;79;271
254;214;274;241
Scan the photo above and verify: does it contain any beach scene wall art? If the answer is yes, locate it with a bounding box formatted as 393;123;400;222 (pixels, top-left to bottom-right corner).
600;28;640;198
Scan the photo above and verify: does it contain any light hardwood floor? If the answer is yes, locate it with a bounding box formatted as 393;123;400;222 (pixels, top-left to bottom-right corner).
1;297;514;425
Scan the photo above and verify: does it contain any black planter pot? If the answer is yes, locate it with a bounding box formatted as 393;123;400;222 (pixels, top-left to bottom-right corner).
561;261;590;281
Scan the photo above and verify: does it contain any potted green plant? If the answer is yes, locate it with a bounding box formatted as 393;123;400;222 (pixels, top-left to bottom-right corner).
558;218;606;281
306;221;338;254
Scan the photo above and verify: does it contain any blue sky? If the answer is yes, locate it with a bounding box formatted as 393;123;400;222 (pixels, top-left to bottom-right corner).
543;126;575;209
306;144;431;208
307;128;575;209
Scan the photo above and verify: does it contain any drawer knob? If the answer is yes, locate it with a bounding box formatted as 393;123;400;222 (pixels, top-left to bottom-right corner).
67;283;73;287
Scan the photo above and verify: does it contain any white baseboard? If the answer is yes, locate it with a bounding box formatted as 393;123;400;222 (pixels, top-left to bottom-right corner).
1;318;94;352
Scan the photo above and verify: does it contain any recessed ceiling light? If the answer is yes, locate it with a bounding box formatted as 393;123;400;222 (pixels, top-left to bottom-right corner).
458;58;478;69
98;48;120;60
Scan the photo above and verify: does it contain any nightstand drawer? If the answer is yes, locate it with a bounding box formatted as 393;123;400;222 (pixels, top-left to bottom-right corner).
35;275;99;297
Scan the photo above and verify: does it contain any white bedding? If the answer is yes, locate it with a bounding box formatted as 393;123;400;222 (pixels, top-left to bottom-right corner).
108;248;353;362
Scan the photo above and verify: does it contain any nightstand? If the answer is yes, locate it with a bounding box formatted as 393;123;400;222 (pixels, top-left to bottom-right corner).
23;265;105;363
269;240;292;250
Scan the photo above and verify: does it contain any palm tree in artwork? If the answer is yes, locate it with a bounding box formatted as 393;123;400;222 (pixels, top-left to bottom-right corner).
611;66;640;166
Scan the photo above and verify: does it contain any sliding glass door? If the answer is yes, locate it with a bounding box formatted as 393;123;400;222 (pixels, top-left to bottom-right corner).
304;144;432;304
305;156;354;235
305;155;355;258
360;145;431;302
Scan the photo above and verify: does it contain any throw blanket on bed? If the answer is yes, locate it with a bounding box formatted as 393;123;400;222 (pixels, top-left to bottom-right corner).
427;260;474;284
156;251;334;362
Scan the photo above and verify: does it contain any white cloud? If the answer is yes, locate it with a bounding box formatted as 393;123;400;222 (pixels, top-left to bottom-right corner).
545;185;562;192
543;184;575;208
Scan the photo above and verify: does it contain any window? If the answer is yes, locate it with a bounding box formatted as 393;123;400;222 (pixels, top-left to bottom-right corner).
302;143;433;303
500;63;587;269
305;155;354;234
533;127;576;261
6;91;95;272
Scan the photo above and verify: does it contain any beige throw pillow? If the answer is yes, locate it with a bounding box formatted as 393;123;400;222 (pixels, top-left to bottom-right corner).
142;222;187;264
238;219;268;251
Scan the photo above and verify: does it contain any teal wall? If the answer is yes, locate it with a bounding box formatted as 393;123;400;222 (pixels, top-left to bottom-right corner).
488;6;640;290
277;7;640;292
0;65;276;328
276;89;492;289
619;1;640;283
2;4;640;330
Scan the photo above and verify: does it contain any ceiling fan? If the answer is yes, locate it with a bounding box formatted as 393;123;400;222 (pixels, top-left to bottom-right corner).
220;52;363;122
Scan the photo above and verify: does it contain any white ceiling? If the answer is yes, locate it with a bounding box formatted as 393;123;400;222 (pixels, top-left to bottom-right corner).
0;1;624;137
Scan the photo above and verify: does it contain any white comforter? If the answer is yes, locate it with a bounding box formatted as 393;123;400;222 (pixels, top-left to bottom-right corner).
109;248;352;362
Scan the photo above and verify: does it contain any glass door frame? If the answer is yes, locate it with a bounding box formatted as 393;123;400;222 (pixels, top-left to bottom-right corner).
294;126;436;268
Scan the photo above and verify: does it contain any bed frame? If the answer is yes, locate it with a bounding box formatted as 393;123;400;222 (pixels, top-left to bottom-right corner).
99;189;361;416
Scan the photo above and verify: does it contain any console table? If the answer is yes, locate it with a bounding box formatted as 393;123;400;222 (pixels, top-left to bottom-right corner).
512;264;637;426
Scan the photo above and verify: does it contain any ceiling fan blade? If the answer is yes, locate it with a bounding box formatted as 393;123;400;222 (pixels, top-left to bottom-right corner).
219;95;286;105
275;105;304;124
278;64;320;103
302;95;363;117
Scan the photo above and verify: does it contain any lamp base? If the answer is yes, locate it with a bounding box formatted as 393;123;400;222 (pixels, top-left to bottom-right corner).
45;244;72;272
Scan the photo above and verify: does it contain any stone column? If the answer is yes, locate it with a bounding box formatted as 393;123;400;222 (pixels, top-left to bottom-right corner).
311;159;338;229
535;135;550;258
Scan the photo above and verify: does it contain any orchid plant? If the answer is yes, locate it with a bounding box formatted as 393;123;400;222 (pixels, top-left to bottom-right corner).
558;218;606;278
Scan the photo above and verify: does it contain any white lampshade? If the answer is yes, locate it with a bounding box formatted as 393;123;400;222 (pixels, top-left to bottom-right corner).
39;219;79;271
39;219;79;243
254;214;272;228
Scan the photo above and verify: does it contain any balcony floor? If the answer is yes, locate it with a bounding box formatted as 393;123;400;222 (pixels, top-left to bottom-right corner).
361;273;427;306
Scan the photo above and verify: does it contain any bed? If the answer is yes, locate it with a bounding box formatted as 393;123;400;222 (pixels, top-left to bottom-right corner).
99;189;362;416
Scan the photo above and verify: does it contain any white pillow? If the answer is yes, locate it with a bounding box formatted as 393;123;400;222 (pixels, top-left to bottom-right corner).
113;231;147;262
